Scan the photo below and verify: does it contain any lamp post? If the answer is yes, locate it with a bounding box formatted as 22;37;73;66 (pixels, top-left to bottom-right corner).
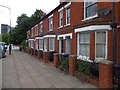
0;5;11;54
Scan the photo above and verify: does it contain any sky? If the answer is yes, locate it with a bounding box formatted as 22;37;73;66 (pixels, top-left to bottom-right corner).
0;0;60;28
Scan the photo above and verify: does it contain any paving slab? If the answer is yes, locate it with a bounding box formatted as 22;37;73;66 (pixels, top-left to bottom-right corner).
2;51;98;88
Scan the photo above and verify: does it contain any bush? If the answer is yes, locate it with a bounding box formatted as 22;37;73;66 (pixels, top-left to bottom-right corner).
20;40;27;51
77;61;92;76
59;57;69;73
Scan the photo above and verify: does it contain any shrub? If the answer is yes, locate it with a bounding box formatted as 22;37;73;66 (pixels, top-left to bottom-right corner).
77;61;92;76
59;57;69;73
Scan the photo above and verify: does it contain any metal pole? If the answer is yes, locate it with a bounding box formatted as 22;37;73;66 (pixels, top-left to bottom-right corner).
0;5;11;54
111;1;120;88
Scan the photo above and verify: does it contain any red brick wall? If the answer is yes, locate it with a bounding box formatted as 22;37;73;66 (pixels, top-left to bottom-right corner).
38;23;40;35
99;63;113;88
53;10;59;32
90;31;95;60
43;18;48;33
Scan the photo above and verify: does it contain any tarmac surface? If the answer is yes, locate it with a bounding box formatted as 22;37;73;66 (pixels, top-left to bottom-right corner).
2;50;97;88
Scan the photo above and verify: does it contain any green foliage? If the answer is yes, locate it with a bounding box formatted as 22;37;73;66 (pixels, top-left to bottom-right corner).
60;58;69;71
77;61;92;76
11;9;46;45
0;33;9;44
20;40;27;51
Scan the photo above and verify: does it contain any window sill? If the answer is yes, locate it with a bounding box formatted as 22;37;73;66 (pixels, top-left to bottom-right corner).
44;50;47;52
49;50;55;52
82;14;98;22
64;23;70;27
49;29;53;31
39;49;43;51
58;26;63;29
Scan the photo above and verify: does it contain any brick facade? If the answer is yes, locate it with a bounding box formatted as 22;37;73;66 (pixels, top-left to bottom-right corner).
26;1;120;88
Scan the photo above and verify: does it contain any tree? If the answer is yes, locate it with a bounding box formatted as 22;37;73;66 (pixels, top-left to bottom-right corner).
0;33;9;44
10;9;46;45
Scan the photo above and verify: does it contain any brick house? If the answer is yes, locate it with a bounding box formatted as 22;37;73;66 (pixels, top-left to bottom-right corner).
27;1;120;88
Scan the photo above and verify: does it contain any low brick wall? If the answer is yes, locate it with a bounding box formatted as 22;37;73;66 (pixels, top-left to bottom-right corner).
54;53;59;68
69;55;77;76
43;51;49;63
99;61;113;88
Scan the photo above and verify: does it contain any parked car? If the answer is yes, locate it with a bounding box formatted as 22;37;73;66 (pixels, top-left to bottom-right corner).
0;42;6;58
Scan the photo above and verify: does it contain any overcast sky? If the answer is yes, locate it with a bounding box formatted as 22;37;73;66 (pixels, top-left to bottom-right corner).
0;0;59;27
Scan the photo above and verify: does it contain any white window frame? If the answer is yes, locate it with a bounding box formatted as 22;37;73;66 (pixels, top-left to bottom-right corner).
40;21;43;33
44;38;48;51
59;37;64;54
36;40;38;50
95;31;108;61
77;32;90;60
49;37;55;51
39;39;43;50
83;0;98;21
59;10;63;28
28;41;30;48
48;15;53;31
65;6;70;26
31;40;34;49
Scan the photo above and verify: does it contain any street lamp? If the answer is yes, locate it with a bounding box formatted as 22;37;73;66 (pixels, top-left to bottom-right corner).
0;5;11;54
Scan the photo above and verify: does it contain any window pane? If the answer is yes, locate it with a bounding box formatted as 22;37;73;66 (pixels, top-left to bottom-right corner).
85;1;97;18
49;17;53;30
96;44;106;58
66;7;70;24
40;39;43;50
59;11;63;27
96;32;106;43
79;32;90;57
66;38;70;54
96;31;106;59
79;32;90;43
44;38;47;51
40;24;43;32
49;38;54;51
36;40;38;50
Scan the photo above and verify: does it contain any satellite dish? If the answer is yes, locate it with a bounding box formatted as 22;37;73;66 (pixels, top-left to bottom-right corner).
99;7;111;16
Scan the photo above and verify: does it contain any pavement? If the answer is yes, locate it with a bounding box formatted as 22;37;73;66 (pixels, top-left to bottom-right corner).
2;50;98;88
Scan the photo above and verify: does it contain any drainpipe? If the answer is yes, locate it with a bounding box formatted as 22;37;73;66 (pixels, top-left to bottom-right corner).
111;1;120;88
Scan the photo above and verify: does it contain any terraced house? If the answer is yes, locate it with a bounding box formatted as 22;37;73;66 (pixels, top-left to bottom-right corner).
27;0;120;88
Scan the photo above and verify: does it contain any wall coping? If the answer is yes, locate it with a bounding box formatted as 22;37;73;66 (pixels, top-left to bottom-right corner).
99;60;113;65
69;55;77;58
54;53;59;55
